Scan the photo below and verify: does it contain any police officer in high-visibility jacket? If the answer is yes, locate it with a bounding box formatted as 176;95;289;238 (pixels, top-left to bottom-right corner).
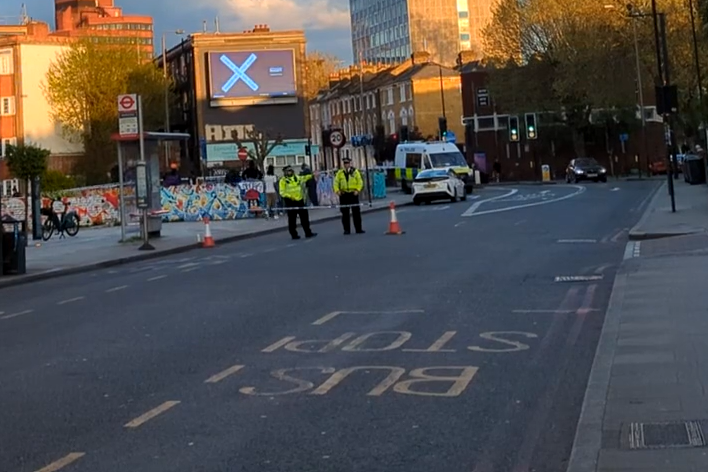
333;157;365;235
279;165;317;240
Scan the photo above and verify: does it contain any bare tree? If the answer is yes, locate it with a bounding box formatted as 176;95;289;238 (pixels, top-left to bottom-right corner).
231;128;284;171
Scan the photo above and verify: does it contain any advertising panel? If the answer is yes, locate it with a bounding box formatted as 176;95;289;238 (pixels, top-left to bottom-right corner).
208;49;296;105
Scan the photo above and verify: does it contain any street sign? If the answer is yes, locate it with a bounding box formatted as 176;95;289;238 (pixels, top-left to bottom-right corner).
444;130;456;143
476;88;489;107
329;129;345;148
619;133;629;142
238;147;248;161
135;161;148;209
117;94;139;138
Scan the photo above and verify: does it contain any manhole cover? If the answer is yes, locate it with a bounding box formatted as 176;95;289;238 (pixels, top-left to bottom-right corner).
627;421;706;449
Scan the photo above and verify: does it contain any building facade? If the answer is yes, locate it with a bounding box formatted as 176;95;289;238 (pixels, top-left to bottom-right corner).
53;0;153;60
162;25;311;174
349;0;496;66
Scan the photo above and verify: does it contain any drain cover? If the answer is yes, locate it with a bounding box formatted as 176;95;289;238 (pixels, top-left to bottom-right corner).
627;421;706;449
554;275;604;282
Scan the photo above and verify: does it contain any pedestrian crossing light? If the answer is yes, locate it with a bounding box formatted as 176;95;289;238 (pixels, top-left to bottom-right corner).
525;113;538;140
508;116;520;142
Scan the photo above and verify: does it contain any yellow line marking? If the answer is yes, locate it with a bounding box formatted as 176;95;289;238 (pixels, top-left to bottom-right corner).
1;309;33;320
312;311;342;325
147;275;167;281
261;336;296;352
57;297;84;305
105;285;128;292
34;452;85;472
124;401;180;428
204;364;245;383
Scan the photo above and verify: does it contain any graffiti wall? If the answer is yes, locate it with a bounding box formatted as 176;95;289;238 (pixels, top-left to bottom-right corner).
1;173;389;226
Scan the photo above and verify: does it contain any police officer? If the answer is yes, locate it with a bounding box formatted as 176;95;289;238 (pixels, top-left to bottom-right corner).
279;165;317;240
333;157;365;235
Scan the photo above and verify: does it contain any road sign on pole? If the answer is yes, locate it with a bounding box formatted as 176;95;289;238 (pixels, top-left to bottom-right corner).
238;147;248;161
118;94;139;139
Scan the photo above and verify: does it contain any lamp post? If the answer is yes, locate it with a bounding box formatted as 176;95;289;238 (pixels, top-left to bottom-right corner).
687;0;707;148
358;52;372;204
161;30;185;170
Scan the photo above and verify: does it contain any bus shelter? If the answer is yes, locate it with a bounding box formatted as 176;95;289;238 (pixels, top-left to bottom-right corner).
112;132;190;243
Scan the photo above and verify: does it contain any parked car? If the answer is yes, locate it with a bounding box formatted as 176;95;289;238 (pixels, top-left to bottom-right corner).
412;169;467;205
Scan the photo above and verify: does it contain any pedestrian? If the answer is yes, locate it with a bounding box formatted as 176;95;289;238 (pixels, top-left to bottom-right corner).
492;159;501;183
333;157;365;235
279;165;317;240
264;165;279;219
242;160;262;180
300;163;319;206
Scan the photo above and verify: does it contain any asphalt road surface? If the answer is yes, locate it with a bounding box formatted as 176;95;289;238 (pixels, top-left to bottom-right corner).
0;180;660;472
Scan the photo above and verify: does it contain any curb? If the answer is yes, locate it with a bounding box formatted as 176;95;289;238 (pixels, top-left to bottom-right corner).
0;201;408;290
565;271;630;472
627;181;683;241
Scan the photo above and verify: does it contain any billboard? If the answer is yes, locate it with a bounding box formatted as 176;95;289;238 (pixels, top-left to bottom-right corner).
208;49;297;105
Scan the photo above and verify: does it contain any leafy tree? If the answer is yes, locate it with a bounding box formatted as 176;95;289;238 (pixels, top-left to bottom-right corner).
43;39;170;185
231;127;284;172
5;143;50;235
304;51;342;99
41;170;76;193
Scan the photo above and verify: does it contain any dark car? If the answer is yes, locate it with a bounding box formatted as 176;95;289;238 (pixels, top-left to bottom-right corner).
565;158;608;183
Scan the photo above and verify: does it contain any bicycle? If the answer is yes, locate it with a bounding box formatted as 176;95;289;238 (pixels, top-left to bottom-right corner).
41;198;80;241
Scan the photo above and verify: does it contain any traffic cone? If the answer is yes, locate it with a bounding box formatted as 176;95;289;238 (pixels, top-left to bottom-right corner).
385;201;404;235
203;217;215;248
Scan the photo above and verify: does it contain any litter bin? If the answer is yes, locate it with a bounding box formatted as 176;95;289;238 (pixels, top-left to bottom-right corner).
1;217;27;275
683;154;706;185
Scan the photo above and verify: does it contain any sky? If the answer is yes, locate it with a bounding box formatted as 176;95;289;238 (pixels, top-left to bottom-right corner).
8;0;354;61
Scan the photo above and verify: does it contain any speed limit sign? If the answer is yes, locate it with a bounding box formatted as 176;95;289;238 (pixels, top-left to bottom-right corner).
329;129;345;148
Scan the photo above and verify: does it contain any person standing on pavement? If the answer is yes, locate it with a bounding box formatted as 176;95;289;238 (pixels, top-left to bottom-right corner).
279;165;317;240
300;163;319;206
264;165;279;219
333;157;365;235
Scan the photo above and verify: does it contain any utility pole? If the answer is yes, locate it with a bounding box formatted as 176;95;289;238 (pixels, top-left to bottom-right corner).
687;0;707;148
629;11;646;179
359;52;372;204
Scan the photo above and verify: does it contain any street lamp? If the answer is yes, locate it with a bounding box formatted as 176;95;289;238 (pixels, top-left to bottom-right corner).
161;29;185;170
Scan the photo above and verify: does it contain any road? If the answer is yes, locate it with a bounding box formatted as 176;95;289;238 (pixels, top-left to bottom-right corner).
0;180;660;472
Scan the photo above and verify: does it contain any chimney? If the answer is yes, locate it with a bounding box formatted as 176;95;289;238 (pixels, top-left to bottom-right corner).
202;20;207;32
27;21;50;37
411;51;431;64
457;50;478;67
214;16;220;33
253;24;270;32
328;72;340;89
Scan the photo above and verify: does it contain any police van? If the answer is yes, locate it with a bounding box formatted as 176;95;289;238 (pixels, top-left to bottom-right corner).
394;142;473;193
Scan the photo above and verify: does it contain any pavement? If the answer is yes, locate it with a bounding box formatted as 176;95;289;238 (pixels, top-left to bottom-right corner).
567;179;708;472
0;193;411;288
0;181;659;472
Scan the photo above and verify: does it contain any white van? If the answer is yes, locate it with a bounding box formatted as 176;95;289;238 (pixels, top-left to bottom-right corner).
394;142;473;193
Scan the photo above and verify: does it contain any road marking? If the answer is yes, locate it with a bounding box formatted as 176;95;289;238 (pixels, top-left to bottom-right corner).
57;296;84;305
311;309;425;325
177;262;199;269
623;241;641;260
124;401;180;428
239;253;254;258
554;275;603;282
512;309;600;314
34;453;86;472
286;243;297;248
462;188;518;216
262;336;297;352
611;187;620;191
403;331;457;352
181;266;200;272
205;364;245;383
262;247;278;253
105;285;128;293
464;185;585;217
454;221;466;227
514;219;527;226
1;309;33;320
147;275;167;281
557;239;597;243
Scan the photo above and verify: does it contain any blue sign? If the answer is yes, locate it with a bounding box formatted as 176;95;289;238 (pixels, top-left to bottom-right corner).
619;133;629;142
199;138;207;161
220;53;258;93
444;130;456;143
351;135;373;147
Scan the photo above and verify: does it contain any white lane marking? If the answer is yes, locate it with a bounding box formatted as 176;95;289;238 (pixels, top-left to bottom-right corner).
623;241;641;260
462;188;518;216
1;309;33;320
557;239;597;243
286;243;297;248
454;221;466;228
57;296;85;305
515;219;527;226
181;266;200;272
105;285;128;293
611;187;620;191
33;452;86;472
262;247;278;253
463;185;585;217
634;241;641;257
177;262;199;269
148;275;167;281
513;309;601;314
467;195;480;200
312;309;425;326
239;253;254;258
554;275;604;282
123;401;181;428
204;364;245;384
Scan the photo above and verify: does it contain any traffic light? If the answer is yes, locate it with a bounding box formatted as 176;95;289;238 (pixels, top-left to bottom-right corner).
438;116;447;138
525;113;537;140
508;116;520;142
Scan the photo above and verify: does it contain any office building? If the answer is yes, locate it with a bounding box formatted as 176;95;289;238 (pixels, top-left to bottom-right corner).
350;0;495;66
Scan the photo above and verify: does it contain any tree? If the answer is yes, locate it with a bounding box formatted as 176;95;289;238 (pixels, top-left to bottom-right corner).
304;51;342;99
5;143;50;235
43;39;170;185
231;127;284;171
41;170;76;193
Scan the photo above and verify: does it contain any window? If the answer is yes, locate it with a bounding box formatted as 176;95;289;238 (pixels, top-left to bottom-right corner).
399;83;406;102
387;110;395;133
1;96;15;115
458;11;469;18
1;137;17;157
0;51;13;75
386;87;393;105
400;108;408;126
460;33;470;41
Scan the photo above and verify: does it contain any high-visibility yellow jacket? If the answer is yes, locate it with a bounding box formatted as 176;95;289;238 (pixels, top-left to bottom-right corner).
279;174;312;201
333;168;364;193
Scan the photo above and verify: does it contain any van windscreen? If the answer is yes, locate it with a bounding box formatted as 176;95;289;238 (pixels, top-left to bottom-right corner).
429;152;467;167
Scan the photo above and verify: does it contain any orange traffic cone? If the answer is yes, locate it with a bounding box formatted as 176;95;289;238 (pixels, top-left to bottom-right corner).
385;201;404;235
203;217;215;248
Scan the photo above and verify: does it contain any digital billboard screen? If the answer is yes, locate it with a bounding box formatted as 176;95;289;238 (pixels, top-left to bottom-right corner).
208;50;296;101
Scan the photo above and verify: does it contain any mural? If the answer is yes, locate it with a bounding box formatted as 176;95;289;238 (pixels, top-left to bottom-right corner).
0;175;388;226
